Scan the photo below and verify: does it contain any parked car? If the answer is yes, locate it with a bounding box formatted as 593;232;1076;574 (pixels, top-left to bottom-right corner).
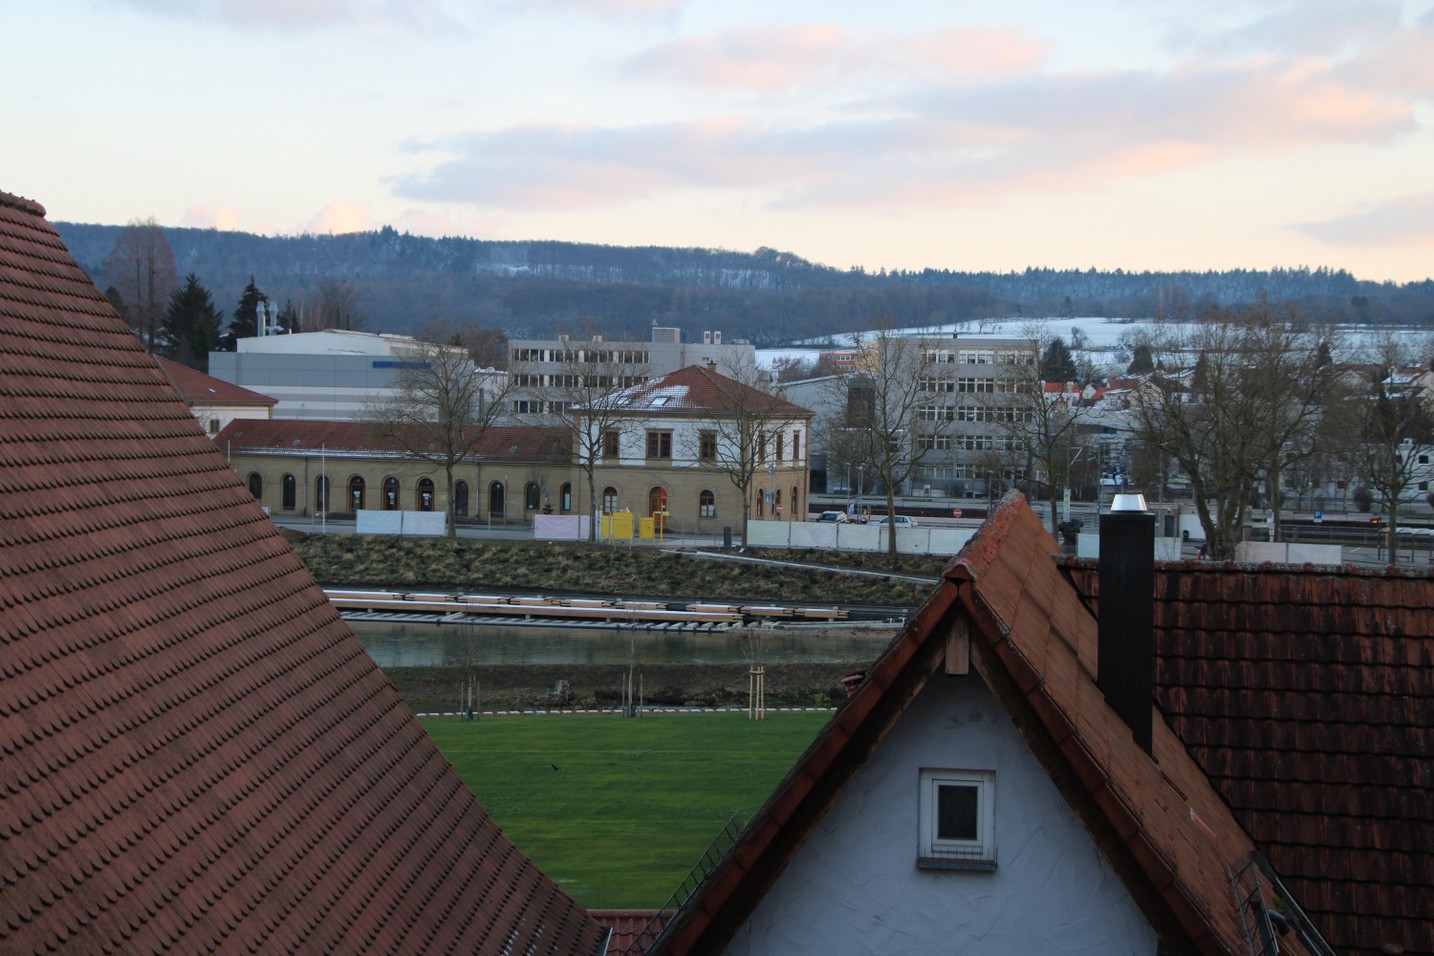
815;510;849;523
875;515;918;528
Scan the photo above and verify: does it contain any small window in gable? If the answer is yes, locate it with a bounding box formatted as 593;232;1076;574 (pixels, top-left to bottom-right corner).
918;769;995;870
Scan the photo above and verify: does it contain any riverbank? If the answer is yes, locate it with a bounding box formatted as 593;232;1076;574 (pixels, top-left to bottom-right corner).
385;659;876;713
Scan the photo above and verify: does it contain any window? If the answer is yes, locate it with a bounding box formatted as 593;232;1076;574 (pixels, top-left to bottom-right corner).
602;486;619;514
525;482;541;511
418;478;435;511
348;476;365;511
758;432;767;463
792;430;801;461
316;475;331;513
699;489;715;518
208;418;220;435
957;378;995;394
247;473;263;501
918;769;995;870
603;430;620;458
776;432;785;461
699;431;717;462
383;476;400;510
454;480;469;517
488;482;505;519
646;430;672;460
561;483;572;512
281;473;297;511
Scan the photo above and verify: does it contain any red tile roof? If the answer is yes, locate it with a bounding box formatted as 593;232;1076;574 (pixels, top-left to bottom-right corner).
156;356;277;407
216;418;571;463
1062;558;1433;956
654;493;1315;956
0;189;605;954
602;365;812;418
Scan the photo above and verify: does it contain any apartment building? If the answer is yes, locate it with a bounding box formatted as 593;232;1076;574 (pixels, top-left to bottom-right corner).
507;325;755;420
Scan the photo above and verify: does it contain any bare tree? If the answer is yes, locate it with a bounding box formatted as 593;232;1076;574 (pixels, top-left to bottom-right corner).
310;278;366;331
103;217;177;352
1328;340;1434;545
544;330;650;541
1127;306;1332;559
819;324;932;555
361;321;512;538
981;327;1087;536
680;357;811;544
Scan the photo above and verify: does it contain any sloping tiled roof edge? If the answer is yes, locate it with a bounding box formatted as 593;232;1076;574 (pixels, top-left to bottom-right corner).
652;493;1314;956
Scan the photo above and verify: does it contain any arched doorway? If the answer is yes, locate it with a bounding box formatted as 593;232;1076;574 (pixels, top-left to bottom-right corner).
488;482;506;521
791;485;800;521
525;482;541;512
648;486;668;531
560;483;572;513
774;488;783;520
316;475;331;513
602;486;618;514
247;473;263;501
281;474;297;511
348;476;365;511
418;477;435;511
383;477;400;510
699;489;715;519
453;480;469;517
756;487;764;517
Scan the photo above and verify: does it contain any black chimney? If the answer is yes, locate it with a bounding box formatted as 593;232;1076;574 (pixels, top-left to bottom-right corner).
1098;494;1156;754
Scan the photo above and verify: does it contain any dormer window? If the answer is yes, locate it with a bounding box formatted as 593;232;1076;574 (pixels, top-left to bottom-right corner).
918;769;995;870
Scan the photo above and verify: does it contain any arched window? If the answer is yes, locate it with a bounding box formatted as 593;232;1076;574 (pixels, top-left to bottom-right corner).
560;483;572;513
247;472;263;501
316;475;331;513
756;488;764;517
525;482;541;511
602;486;619;514
648;486;668;530
791;485;800;521
488;482;505;520
418;477;435;511
774;488;783;519
348;476;365;511
453;480;469;517
699;489;715;519
383;477;400;510
281;473;297;511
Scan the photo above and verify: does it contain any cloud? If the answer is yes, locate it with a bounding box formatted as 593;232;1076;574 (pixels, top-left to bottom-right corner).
1294;192;1434;247
307;200;370;234
110;0;464;31
619;23;1047;93
1179;0;1405;58
393;52;1415;216
181;205;242;231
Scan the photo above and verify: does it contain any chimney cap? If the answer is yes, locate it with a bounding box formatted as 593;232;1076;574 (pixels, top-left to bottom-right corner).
1110;492;1149;513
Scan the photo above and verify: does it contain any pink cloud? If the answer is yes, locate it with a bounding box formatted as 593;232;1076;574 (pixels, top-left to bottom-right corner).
1295;191;1434;247
181;205;242;231
307;200;370;235
621;23;1046;93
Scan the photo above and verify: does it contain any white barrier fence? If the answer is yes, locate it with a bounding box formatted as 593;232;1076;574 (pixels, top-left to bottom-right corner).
748;520;977;556
532;514;593;541
356;510;448;536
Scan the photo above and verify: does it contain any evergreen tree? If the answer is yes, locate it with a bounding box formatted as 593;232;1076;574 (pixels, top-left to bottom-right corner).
227;276;268;344
162;274;223;370
275;299;300;333
1126;342;1154;374
1038;337;1078;383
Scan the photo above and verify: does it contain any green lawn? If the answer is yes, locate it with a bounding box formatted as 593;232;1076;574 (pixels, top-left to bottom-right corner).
422;710;831;908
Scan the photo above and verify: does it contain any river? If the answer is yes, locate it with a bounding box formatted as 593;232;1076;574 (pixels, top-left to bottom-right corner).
350;619;896;668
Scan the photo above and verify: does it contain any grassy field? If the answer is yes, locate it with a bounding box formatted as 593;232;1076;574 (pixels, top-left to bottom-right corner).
422;710;831;909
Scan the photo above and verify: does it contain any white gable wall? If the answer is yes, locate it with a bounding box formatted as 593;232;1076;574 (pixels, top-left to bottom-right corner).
722;672;1157;956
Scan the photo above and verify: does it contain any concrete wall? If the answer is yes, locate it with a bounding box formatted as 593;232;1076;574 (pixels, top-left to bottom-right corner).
723;674;1157;956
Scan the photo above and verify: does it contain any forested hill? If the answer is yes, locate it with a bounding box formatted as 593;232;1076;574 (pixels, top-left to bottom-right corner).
56;222;1433;346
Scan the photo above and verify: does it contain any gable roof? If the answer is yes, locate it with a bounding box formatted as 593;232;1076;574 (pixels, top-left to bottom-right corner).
1061;558;1433;956
156;356;278;407
0;189;605;954
654;493;1316;956
215;418;571;463
595;365;812;418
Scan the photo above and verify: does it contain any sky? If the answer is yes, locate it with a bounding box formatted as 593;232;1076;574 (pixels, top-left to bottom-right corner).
8;0;1434;283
